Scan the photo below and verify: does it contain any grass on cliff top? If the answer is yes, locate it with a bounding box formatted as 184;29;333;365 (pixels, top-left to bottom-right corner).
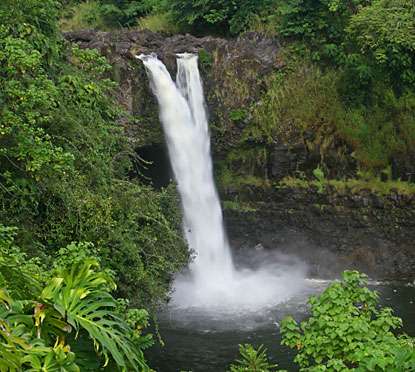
279;176;415;196
137;12;182;33
60;1;108;31
60;1;181;34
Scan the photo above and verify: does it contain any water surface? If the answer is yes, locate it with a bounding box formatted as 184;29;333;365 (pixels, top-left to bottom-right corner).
147;281;415;372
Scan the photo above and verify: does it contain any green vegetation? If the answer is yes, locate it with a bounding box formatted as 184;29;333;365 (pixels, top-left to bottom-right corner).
280;170;415;196
281;271;415;370
98;0;159;28
61;0;162;30
0;225;153;370
222;200;257;213
137;12;180;33
230;271;415;371
276;0;415;92
167;0;277;35
347;0;415;91
60;0;177;32
60;0;279;35
229;344;280;372
244;65;346;158
60;1;108;31
0;0;188;309
218;163;270;192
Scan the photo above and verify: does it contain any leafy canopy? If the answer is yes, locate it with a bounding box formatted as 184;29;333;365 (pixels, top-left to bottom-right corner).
167;0;277;35
347;0;415;90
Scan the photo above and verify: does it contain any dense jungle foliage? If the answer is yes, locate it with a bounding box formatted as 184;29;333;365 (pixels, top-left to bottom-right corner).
0;0;188;309
0;0;190;368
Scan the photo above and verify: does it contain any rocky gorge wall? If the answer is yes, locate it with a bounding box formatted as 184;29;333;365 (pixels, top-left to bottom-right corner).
224;186;415;280
65;30;415;280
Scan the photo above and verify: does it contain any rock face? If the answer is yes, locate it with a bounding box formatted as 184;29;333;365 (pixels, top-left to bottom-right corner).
65;30;280;68
225;186;415;280
66;30;415;280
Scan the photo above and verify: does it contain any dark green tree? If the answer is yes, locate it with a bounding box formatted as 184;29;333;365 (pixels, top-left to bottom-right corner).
347;0;415;92
167;0;276;35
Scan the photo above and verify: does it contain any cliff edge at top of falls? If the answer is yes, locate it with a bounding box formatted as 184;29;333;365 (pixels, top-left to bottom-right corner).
64;30;283;152
64;29;281;71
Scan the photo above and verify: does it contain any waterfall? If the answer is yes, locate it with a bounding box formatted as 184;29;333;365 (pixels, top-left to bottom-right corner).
139;53;234;283
139;53;306;310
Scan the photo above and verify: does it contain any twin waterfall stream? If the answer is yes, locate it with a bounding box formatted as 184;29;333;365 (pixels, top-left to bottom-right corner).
139;53;304;311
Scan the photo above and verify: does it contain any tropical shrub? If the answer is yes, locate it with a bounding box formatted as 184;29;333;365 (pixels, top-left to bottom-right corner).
229;344;281;372
347;0;415;92
61;0;163;30
0;226;153;371
338;89;415;171
248;65;346;146
138;12;181;33
276;0;415;96
229;271;415;371
0;226;44;300
281;271;415;370
99;0;162;27
277;0;370;63
60;1;108;31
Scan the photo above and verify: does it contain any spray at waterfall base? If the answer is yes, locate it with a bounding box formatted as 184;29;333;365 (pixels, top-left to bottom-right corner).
138;53;307;311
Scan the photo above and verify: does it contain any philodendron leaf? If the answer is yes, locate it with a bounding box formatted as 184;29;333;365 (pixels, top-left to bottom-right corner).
40;259;150;371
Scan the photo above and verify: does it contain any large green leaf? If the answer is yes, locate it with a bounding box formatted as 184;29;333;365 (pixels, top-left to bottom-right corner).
41;259;150;371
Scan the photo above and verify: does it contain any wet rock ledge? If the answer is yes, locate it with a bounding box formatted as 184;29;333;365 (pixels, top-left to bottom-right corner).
225;186;415;281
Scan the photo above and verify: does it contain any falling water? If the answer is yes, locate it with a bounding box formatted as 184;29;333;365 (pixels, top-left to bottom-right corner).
139;53;233;282
139;53;306;311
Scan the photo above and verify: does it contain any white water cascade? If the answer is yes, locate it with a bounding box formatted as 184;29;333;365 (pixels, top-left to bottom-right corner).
139;53;305;311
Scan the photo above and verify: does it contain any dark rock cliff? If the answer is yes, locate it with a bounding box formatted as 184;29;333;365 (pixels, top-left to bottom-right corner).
65;30;415;280
225;186;415;280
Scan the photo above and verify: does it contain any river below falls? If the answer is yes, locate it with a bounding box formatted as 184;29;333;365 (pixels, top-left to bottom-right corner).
147;280;415;372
